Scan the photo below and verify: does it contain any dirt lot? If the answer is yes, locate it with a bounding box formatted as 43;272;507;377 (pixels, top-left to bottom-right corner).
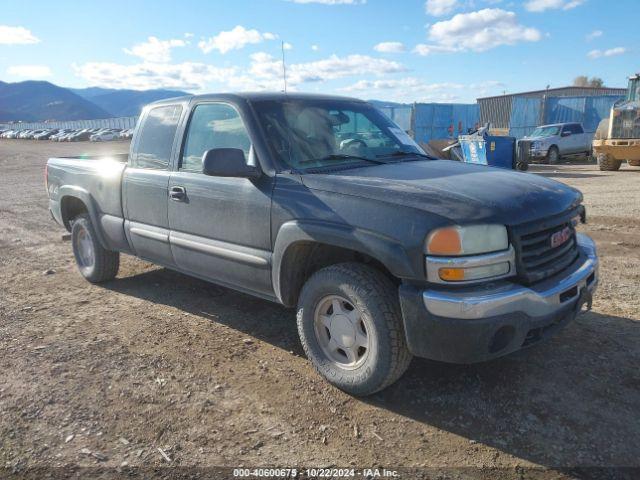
1;140;639;479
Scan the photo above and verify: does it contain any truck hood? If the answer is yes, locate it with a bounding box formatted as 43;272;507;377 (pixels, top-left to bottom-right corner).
522;135;551;142
302;160;582;225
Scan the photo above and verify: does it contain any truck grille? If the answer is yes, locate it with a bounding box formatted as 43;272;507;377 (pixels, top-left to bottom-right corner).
611;108;640;139
511;208;582;285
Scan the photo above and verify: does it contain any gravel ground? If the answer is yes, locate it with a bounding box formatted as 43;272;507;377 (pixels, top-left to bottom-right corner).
1;140;639;479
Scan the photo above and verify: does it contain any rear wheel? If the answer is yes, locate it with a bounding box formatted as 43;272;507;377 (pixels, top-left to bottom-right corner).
71;214;119;283
296;263;412;396
597;153;622;171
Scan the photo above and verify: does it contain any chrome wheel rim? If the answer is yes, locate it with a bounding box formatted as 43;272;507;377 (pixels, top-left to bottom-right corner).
313;295;370;369
549;149;558;163
76;225;95;268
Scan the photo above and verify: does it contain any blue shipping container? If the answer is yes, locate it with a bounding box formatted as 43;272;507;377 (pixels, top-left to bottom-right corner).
412;103;479;144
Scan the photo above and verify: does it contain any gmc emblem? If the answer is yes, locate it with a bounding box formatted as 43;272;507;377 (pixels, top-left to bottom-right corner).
550;227;571;249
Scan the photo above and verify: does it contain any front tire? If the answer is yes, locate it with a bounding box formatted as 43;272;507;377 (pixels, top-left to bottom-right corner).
546;146;560;165
71;214;119;283
296;263;412;396
597;153;622;171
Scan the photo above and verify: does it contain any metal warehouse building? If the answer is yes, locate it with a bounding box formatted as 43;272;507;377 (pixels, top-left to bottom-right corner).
478;86;626;138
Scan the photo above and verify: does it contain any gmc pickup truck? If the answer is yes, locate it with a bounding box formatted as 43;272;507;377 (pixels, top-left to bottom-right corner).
47;93;599;396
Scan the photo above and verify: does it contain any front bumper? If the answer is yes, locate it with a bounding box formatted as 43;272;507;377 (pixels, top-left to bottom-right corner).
529;148;548;159
399;233;598;364
592;139;640;161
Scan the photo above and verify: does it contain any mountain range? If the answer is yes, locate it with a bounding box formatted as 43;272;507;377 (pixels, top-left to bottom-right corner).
0;80;189;122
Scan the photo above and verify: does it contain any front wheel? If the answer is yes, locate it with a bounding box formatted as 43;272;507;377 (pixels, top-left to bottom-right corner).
71;214;120;283
546;146;560;165
597;153;622;171
296;263;412;396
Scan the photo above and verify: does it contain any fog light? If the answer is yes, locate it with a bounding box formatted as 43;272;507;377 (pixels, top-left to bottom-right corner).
438;262;510;282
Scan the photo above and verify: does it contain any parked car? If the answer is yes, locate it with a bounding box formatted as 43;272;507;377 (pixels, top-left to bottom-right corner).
90;129;121;142
34;129;59;140
46;93;598;396
118;128;134;139
68;129;94;142
519;122;593;164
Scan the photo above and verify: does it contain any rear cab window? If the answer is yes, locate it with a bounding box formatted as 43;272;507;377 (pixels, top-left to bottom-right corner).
133;104;183;169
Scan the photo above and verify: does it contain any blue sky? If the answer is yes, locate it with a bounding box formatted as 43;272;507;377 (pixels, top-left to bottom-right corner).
0;0;636;103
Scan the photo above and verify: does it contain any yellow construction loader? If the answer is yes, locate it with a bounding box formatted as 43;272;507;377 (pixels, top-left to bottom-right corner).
593;73;640;171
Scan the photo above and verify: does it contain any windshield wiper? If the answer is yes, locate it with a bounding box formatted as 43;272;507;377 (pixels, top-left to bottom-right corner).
377;151;437;160
309;153;388;165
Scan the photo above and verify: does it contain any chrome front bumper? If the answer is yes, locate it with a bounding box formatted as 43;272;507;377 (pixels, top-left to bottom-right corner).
423;233;598;320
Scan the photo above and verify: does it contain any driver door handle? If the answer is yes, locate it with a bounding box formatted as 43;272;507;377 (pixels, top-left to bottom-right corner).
169;186;186;201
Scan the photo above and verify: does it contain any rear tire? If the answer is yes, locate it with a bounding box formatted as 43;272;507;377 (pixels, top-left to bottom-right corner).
71;214;119;283
627;159;640;167
296;263;412;396
597;153;622;171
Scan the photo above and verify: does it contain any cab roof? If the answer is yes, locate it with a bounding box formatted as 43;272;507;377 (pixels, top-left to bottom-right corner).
146;91;367;107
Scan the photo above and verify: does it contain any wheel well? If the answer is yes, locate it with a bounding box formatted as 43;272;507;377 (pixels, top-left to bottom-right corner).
60;196;88;230
278;242;398;307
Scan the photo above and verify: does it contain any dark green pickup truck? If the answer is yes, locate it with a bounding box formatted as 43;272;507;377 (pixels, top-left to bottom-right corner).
47;93;599;395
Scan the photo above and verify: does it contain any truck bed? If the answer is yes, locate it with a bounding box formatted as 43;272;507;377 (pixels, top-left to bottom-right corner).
47;154;129;236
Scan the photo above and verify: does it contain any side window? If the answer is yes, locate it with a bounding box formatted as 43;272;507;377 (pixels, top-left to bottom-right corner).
571;124;584;134
134;105;182;169
181;103;252;172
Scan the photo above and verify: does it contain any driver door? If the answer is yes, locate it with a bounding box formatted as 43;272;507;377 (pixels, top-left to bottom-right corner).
168;102;274;297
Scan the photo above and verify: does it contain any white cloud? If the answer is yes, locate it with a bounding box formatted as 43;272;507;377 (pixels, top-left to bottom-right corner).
73;52;405;93
586;30;603;41
374;42;406;53
425;0;459;16
198;26;277;54
0;25;40;45
286;0;365;4
413;44;458;55
588;47;626;59
246;52;406;86
124;36;187;63
524;0;585;12
340;77;505;103
7;64;51;78
73;61;237;91
283;42;293;50
415;9;541;54
311;44;319;51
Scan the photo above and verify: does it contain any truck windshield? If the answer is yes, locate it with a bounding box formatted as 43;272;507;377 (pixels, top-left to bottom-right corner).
529;126;560;137
251;98;426;171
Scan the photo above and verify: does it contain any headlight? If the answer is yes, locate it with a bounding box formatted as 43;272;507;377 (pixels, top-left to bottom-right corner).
426;225;508;256
426;225;513;283
530;141;542;149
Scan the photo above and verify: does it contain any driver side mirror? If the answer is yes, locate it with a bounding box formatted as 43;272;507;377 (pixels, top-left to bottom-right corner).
561;130;571;137
202;148;261;179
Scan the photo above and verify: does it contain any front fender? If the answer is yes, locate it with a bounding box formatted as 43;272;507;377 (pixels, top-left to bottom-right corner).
272;220;415;305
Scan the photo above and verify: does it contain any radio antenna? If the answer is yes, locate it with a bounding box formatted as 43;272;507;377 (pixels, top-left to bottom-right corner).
281;41;288;93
